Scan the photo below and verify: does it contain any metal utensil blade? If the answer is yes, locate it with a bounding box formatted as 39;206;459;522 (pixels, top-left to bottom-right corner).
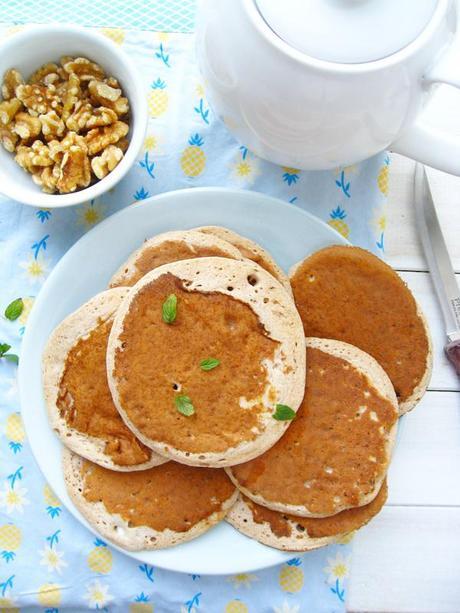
414;164;460;343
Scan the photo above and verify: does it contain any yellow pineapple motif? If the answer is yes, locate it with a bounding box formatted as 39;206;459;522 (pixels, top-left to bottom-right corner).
328;206;350;238
0;524;21;562
225;600;248;613
279;558;304;593
148;79;168;118
282;167;300;186
5;413;24;453
43;483;62;518
37;584;61;607
0;598;18;612
130;605;153;613
378;156;390;196
43;484;60;507
130;592;152;612
181;134;206;177
130;603;154;613
87;538;113;574
100;28;125;45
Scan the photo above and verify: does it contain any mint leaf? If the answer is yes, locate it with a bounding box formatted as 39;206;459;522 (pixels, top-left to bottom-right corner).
200;357;220;371
4;353;18;365
0;343;12;357
5;298;24;321
162;294;177;324
175;395;195;416
273;404;296;421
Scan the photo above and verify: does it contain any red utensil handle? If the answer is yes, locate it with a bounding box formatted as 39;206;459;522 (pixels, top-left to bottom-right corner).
445;339;460;376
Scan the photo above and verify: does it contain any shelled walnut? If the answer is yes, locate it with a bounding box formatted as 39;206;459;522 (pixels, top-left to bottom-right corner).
0;56;130;194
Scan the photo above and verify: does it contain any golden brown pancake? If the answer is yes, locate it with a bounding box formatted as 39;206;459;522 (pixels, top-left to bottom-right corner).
226;481;387;551
107;257;306;467
42;289;166;471
64;450;238;550
290;245;432;414
227;338;398;517
195;225;292;295
109;229;243;287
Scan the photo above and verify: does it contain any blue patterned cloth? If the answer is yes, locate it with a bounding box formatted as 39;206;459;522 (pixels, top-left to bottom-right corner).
0;19;389;613
0;0;196;32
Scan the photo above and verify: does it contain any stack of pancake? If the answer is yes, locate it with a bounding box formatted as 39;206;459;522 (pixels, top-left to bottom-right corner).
42;227;432;552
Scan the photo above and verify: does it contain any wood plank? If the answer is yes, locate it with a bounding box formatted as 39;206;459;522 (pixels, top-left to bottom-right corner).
399;271;459;392
388;391;460;506
386;153;460;272
348;506;460;612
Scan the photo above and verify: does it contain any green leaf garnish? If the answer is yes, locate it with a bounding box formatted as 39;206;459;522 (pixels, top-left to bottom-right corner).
162;293;177;324
4;353;18;365
0;343;12;356
200;357;220;371
175;395;195;416
273;404;296;421
0;343;18;365
4;298;24;321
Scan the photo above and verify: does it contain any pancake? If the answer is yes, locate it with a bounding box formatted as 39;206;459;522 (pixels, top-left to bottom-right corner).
109;229;243;288
43;289;166;471
290;245;432;415
227;481;387;551
227;338;398;517
195;225;292;295
63;449;238;550
107;257;306;467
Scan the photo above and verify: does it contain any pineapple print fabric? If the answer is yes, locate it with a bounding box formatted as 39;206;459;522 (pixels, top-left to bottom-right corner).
0;20;390;613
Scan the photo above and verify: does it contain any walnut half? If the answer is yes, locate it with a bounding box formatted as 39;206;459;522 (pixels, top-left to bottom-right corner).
91;144;124;179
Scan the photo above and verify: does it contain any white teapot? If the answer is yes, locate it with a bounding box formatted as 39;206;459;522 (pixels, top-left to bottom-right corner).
197;0;460;173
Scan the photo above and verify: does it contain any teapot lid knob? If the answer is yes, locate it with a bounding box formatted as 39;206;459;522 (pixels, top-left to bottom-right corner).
255;0;440;64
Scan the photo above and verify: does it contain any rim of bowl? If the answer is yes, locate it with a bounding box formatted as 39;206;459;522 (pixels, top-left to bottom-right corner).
0;24;148;208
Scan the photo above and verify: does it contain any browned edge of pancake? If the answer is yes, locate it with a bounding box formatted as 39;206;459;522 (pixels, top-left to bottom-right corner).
226;481;388;552
106;257;306;467
63;449;239;551
108;229;244;288
42;288;166;471
195;225;293;296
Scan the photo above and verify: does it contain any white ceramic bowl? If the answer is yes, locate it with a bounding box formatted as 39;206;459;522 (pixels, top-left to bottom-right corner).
0;24;147;208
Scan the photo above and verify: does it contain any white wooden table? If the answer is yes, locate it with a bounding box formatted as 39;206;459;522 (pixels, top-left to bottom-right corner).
348;154;460;612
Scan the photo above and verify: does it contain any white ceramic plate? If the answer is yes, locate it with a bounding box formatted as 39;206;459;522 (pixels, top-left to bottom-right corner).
19;187;348;575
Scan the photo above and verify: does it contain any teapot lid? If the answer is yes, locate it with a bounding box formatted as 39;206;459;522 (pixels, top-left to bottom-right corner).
255;0;439;64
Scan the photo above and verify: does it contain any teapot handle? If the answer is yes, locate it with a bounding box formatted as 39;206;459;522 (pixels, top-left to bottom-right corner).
391;44;460;175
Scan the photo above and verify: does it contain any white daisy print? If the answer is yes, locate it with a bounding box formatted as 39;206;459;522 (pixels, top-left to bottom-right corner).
227;573;259;589
323;551;351;584
85;580;113;609
273;602;300;613
0;484;30;514
39;545;68;574
19;255;49;284
76;200;107;229
230;148;261;186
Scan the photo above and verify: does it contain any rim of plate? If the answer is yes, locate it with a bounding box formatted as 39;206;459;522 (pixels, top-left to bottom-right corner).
18;187;349;574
